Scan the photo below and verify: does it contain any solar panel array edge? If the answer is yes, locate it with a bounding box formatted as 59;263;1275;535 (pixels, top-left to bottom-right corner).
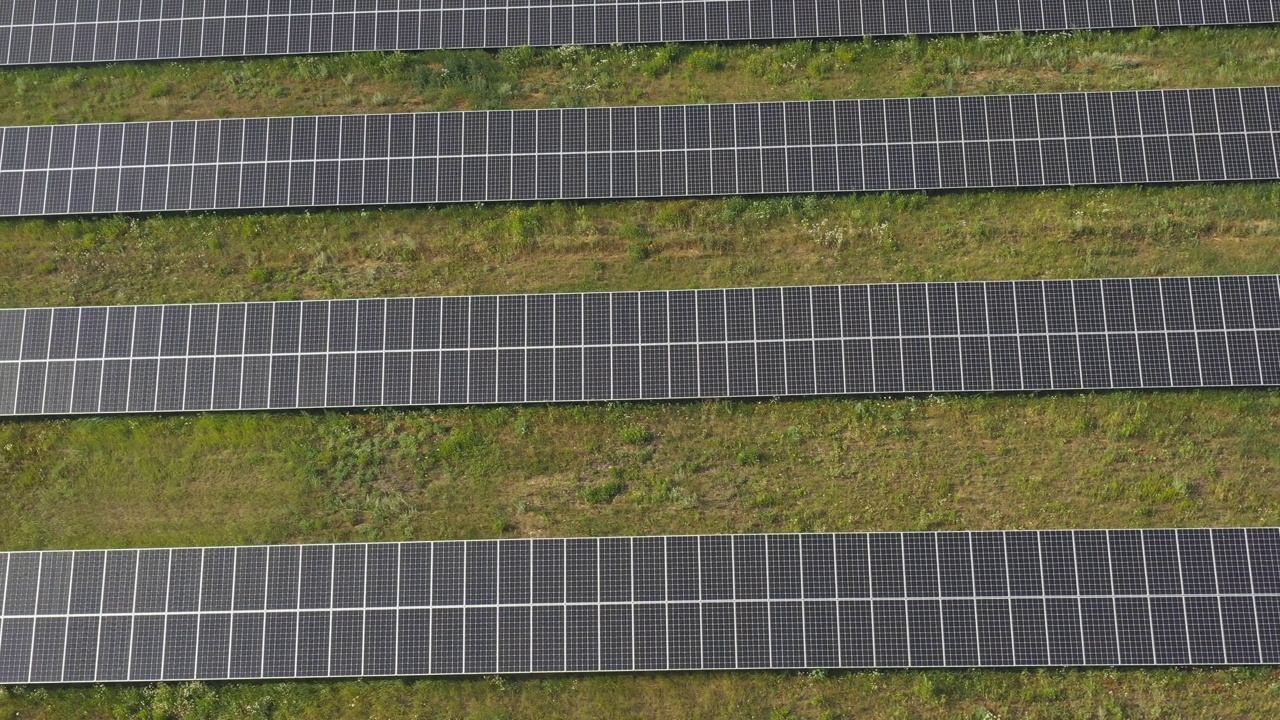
2;274;1279;416
0;0;1277;66
0;87;1279;217
1;528;1278;683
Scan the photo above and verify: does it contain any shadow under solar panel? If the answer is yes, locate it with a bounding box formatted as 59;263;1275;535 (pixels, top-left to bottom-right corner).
1;528;1278;683
0;0;1277;66
2;275;1279;417
0;87;1278;217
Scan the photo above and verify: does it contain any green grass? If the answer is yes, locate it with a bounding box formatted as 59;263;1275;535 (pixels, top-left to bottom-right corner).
4;184;1280;308
6;393;1280;549
1;28;1279;124
3;26;1280;720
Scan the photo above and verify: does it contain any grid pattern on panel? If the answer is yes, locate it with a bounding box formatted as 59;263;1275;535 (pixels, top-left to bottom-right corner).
1;0;1277;66
1;528;1278;683
1;87;1279;217
3;275;1280;417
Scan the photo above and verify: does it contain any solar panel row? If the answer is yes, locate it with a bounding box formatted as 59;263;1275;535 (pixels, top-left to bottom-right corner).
2;276;1279;417
1;0;1275;65
1;87;1278;217
1;529;1277;683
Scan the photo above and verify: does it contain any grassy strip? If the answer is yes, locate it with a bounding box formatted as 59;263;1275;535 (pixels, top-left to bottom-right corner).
3;184;1279;308
4;392;1280;548
3;666;1280;719
0;29;1277;125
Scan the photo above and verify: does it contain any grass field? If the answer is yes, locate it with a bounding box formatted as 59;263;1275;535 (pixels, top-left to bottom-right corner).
2;27;1280;719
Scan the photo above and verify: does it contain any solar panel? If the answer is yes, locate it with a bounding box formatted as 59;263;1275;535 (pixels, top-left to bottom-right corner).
0;527;1276;683
1;87;1278;217
3;274;1279;417
0;0;1276;66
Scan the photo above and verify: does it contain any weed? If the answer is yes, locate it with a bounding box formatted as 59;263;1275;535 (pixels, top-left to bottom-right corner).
618;426;654;445
619;222;651;240
582;478;627;504
247;267;276;284
685;48;726;73
641;45;680;77
628;242;654;261
507;208;543;247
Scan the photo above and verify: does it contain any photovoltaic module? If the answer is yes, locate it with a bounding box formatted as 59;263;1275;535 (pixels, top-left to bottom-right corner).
2;275;1279;417
0;529;1277;683
1;0;1276;66
1;87;1278;217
